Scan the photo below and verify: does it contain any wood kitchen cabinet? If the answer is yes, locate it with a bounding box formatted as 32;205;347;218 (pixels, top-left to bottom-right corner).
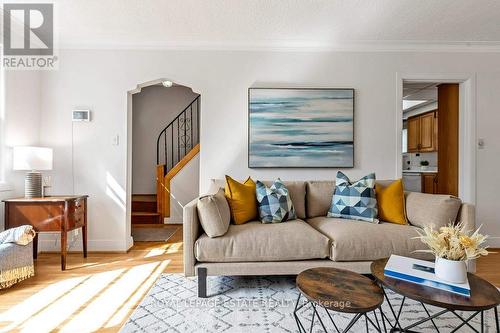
421;173;438;194
407;116;420;152
407;110;438;153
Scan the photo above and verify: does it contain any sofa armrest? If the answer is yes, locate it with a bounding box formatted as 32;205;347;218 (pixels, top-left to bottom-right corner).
0;225;35;245
183;198;200;277
457;203;475;233
0;242;34;289
457;203;476;272
0;242;33;266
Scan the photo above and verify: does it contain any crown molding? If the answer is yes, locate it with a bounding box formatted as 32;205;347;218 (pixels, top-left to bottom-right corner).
59;39;500;53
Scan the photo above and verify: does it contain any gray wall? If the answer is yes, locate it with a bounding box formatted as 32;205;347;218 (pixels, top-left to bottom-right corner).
132;85;198;194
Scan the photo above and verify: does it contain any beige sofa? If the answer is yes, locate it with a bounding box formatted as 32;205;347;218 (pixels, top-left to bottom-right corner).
183;180;475;297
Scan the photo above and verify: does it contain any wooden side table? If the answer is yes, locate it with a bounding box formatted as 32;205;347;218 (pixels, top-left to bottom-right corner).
3;195;88;270
295;267;385;332
371;258;500;332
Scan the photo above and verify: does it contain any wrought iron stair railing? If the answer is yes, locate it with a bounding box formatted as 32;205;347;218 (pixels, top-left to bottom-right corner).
156;95;200;174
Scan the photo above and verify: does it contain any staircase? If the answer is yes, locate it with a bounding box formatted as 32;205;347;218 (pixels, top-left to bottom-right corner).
132;194;161;224
155;95;201;220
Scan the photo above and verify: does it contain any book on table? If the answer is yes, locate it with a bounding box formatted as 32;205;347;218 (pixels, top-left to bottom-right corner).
384;255;470;297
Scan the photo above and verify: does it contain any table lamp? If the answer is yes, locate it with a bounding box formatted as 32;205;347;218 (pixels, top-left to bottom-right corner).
13;146;53;198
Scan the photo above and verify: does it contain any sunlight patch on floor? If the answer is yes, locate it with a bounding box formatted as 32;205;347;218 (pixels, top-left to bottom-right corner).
0;257;172;333
20;269;125;332
0;276;88;332
104;260;171;328
144;248;166;258
164;241;182;254
60;260;170;332
143;240;181;258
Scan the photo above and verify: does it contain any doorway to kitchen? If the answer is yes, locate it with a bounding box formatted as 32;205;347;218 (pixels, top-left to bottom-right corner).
401;81;459;196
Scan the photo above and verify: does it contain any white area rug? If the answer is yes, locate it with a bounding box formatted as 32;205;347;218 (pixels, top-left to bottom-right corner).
121;274;497;332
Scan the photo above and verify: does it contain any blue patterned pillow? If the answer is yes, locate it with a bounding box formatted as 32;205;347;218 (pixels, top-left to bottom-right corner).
256;179;296;223
328;171;379;223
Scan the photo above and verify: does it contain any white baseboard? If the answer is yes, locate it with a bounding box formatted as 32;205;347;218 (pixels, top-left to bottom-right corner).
126;235;134;251
38;234;129;252
486;238;500;248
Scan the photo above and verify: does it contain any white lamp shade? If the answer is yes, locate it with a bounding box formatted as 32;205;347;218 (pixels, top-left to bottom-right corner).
13;146;53;171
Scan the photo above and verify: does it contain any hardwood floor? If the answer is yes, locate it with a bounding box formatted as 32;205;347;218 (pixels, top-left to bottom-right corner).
0;226;183;333
0;226;498;333
476;249;500;287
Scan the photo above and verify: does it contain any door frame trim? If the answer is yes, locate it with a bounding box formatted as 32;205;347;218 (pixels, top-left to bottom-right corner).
396;72;476;204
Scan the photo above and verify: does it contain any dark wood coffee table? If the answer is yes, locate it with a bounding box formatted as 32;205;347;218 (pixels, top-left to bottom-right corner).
294;267;385;332
371;258;500;332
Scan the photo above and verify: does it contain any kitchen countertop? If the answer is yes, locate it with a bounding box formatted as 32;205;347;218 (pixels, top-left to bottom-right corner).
402;169;438;174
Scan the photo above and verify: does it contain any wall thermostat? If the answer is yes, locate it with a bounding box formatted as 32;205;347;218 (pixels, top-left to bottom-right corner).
72;109;91;122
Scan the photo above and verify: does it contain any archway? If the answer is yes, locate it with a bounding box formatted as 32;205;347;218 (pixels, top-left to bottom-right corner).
125;79;200;248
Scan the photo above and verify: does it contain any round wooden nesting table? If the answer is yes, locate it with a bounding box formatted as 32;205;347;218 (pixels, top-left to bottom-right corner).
371;258;500;332
294;267;385;333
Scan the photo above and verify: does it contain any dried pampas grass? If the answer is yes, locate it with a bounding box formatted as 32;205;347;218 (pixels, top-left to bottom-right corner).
414;222;491;261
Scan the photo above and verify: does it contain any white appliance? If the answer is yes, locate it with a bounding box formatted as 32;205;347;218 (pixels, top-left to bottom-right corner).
402;172;421;192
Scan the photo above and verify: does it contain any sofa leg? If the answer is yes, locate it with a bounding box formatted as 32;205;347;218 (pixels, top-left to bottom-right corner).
197;267;207;298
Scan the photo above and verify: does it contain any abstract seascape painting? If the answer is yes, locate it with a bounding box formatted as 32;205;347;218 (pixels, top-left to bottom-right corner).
248;88;354;168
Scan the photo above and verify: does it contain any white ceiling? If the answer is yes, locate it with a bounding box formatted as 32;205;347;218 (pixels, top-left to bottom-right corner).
50;0;500;50
403;82;438;112
403;83;438;100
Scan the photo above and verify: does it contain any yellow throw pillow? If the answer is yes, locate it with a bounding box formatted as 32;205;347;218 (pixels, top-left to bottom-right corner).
224;176;258;225
376;179;407;225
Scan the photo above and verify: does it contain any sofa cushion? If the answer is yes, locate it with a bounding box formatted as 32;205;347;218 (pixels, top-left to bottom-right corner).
195;219;330;262
306;181;335;218
197;188;230;238
210;179;307;219
307;217;431;261
306;179;395;219
405;192;461;229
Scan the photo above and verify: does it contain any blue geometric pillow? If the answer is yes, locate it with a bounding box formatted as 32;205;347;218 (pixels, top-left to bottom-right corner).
328;171;379;223
256;179;296;223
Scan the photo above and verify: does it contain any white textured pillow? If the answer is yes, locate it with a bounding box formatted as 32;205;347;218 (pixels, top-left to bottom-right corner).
197;188;230;238
0;225;36;245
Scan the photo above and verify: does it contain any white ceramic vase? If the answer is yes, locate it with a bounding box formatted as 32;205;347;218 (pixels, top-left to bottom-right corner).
435;257;467;283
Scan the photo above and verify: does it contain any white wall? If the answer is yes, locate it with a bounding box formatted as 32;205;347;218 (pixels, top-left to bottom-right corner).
3;70;42;191
476;72;500;247
132;85;198;194
34;49;500;250
0;70;42;231
166;154;200;224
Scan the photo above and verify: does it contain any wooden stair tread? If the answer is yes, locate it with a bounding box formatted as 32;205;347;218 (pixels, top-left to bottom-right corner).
132;211;162;224
132;194;157;202
132;212;161;216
